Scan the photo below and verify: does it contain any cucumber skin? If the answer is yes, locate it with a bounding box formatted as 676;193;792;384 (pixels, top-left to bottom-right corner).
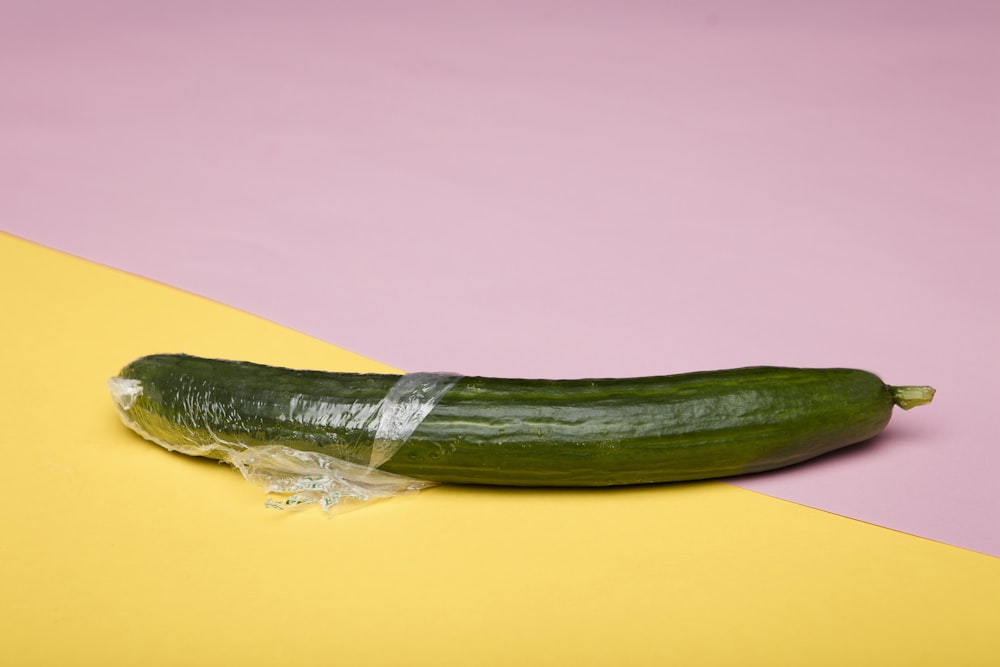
116;355;896;487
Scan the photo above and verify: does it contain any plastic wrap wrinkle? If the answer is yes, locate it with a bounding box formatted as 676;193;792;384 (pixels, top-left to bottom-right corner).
107;370;461;512
227;445;430;511
371;372;461;468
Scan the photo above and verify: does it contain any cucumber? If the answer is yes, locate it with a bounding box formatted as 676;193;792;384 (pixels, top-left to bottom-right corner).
109;354;934;487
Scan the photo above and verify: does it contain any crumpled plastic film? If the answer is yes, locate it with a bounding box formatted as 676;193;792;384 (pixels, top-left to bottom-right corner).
107;371;461;512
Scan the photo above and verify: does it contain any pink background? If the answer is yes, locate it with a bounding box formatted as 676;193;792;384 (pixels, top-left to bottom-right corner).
4;1;998;555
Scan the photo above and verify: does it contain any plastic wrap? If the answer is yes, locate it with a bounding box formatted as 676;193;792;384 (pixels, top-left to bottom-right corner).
107;371;461;512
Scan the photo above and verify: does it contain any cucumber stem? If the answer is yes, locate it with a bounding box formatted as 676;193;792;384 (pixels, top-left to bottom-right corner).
890;385;936;410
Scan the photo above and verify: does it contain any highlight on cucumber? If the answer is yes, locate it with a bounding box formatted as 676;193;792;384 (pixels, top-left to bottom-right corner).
108;354;935;511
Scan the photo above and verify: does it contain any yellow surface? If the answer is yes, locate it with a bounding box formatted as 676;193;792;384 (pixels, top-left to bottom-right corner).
2;232;999;666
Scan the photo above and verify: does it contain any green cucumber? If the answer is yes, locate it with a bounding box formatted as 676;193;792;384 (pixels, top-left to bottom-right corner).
109;354;934;487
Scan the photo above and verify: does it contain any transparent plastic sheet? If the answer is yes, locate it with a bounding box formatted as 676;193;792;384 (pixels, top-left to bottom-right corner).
107;372;461;513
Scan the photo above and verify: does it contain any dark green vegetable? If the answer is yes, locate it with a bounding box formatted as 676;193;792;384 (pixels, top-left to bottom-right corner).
110;354;934;486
